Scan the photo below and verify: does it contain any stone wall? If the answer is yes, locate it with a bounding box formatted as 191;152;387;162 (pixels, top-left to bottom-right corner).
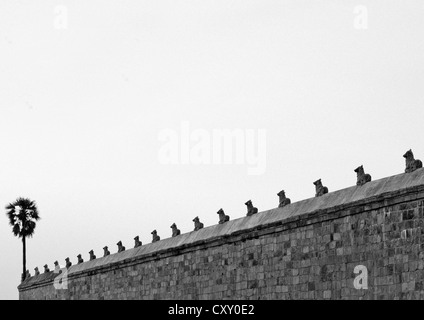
18;168;424;299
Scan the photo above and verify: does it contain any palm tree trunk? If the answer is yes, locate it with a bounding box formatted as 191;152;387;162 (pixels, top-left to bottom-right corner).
22;236;26;282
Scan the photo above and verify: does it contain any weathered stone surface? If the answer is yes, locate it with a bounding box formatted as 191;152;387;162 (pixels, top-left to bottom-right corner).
18;168;424;300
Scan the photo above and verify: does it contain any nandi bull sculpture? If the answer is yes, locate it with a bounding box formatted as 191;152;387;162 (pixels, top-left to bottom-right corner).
313;179;328;197
217;209;230;224
404;149;422;173
355;165;372;186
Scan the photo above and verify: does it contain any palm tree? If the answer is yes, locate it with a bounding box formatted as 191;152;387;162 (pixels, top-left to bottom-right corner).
5;197;40;282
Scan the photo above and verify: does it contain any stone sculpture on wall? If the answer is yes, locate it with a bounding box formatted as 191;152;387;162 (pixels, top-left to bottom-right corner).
171;223;181;237
277;190;291;207
117;241;125;253
65;257;72;268
217;208;230;224
77;254;84;264
103;246;110;257
134;236;142;248
89;250;96;261
404;149;423;173
245;200;258;216
151;230;160;243
355;165;372;186
193;216;204;231
43;264;50;273
34;267;40;276
314;179;328;197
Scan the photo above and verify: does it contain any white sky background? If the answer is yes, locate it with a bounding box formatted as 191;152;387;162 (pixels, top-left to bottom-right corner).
0;0;423;299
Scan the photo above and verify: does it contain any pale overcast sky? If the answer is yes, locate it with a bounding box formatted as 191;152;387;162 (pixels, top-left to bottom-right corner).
1;0;423;299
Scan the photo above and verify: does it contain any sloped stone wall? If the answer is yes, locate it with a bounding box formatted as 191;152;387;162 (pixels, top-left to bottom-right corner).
18;169;424;299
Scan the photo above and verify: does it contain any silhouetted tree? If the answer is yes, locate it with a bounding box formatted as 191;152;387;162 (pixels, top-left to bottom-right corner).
5;198;40;282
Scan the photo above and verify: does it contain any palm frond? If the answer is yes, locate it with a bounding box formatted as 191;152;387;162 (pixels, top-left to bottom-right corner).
5;203;17;226
12;224;20;236
5;197;40;238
